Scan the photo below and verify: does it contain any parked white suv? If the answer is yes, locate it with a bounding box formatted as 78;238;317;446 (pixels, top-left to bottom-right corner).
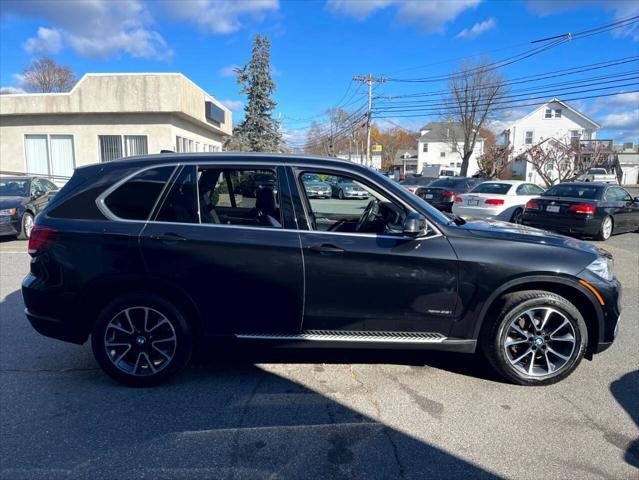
452;180;545;224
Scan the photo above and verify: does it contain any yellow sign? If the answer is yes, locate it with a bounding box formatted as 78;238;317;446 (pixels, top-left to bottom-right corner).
372;144;382;153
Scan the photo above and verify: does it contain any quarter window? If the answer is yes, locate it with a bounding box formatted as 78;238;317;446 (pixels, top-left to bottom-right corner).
104;166;174;220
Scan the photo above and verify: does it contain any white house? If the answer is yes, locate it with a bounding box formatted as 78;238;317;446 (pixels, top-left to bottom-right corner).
504;98;601;184
417;122;484;176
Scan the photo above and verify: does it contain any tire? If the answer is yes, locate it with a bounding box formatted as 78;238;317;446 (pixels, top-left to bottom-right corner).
481;290;587;386
338;189;344;200
510;208;524;224
595;215;613;241
91;294;193;387
17;212;34;240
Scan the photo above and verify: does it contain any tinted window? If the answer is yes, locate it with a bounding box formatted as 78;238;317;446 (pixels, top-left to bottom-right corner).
471;183;511;195
515;183;544;195
605;187;631;202
400;177;434;186
104;166;174;220
0;179;30;197
156;166;198;224
302;174;322;182
543;184;601;200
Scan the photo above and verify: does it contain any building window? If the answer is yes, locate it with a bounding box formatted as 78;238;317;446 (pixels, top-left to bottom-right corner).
525;131;533;144
422;143;428;153
554;109;562;118
24;134;75;178
545;109;552;119
99;135;148;162
570;130;580;140
584;130;592;140
440;152;446;158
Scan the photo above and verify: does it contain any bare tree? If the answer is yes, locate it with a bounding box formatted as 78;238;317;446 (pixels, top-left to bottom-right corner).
524;138;576;187
22;57;76;93
477;143;513;178
447;58;508;176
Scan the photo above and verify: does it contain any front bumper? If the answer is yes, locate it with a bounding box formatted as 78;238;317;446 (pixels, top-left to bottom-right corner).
342;191;369;199
523;213;601;236
307;190;332;198
0;215;20;236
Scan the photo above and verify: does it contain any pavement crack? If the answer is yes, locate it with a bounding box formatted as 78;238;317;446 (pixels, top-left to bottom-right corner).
346;365;381;420
383;426;407;479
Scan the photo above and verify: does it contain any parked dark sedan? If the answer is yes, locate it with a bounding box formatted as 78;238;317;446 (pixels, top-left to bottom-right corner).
398;176;437;194
523;182;639;241
23;154;620;387
0;176;58;239
416;177;483;212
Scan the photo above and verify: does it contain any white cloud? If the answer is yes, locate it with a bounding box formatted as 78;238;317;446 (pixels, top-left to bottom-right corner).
220;99;244;111
160;0;279;34
23;27;63;55
219;64;240;77
599;111;638;129
456;17;495;39
3;0;173;60
527;1;639;41
327;0;481;33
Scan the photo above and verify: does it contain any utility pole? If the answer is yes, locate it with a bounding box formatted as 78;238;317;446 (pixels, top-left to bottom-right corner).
353;74;386;166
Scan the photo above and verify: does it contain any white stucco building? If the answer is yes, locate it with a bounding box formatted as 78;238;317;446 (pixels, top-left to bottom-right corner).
417;122;485;176
0;73;232;181
504;98;601;184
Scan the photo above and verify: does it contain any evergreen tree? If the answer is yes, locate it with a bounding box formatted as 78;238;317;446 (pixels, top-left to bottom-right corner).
226;33;282;152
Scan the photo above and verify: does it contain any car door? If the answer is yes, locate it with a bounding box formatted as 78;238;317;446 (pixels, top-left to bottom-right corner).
608;186;638;232
289;166;459;336
604;186;631;231
140;163;304;336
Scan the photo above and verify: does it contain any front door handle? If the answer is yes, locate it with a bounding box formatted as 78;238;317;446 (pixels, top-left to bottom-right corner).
150;233;187;243
308;243;344;255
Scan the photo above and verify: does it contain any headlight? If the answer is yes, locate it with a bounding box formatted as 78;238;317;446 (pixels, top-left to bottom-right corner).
0;208;17;216
586;256;614;281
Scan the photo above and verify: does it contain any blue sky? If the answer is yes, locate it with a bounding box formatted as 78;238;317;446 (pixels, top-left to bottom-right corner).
1;0;638;144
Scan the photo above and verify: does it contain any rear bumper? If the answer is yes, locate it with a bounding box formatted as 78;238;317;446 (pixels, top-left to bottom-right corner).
522;213;601;236
25;308;86;344
428;201;454;213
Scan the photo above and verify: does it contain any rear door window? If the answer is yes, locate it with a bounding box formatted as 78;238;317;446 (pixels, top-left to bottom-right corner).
104;166;175;220
155;166;198;224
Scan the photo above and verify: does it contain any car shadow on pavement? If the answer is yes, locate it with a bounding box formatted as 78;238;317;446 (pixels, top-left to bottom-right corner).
0;287;504;479
610;370;639;468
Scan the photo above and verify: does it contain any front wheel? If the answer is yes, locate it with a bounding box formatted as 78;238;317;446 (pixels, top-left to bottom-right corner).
481;290;587;386
91;294;192;387
17;212;34;240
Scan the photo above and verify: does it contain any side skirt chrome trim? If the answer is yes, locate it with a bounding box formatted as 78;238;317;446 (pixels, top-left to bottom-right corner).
235;330;446;343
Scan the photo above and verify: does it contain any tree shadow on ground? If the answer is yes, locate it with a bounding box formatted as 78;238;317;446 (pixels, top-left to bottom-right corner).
610;370;639;469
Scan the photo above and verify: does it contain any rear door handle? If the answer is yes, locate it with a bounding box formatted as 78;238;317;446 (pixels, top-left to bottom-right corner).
308;243;344;255
150;233;187;243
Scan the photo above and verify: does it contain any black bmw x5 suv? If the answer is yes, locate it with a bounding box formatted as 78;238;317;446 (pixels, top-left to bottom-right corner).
23;153;621;386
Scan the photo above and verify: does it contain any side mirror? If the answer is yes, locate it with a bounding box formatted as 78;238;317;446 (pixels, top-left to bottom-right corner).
33;189;45;197
634;197;639;203
403;212;427;236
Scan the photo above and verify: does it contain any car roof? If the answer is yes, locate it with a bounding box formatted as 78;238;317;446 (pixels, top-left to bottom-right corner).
551;182;607;187
475;180;529;185
0;176;32;181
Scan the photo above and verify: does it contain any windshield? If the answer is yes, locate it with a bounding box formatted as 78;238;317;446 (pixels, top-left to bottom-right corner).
0;179;30;197
302;174;322;182
543;184;601;199
470;183;511;195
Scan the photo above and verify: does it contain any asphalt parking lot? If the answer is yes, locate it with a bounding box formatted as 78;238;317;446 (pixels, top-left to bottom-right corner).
0;232;637;479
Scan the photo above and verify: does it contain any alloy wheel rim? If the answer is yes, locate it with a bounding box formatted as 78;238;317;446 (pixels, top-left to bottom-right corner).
602;217;612;239
513;210;523;224
104;307;177;376
24;215;34;238
503;307;576;377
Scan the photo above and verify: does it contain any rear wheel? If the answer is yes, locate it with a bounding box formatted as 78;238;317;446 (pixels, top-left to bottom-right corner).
17;212;34;240
481;290;587;386
91;294;192;387
510;208;524;224
338;189;344;200
595;215;613;241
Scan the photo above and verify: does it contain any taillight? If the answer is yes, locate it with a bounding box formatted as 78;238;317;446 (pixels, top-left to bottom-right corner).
28;225;57;257
441;191;456;198
525;200;540;210
484;198;505;205
568;204;596;214
406;186;417;194
454;197;463;203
